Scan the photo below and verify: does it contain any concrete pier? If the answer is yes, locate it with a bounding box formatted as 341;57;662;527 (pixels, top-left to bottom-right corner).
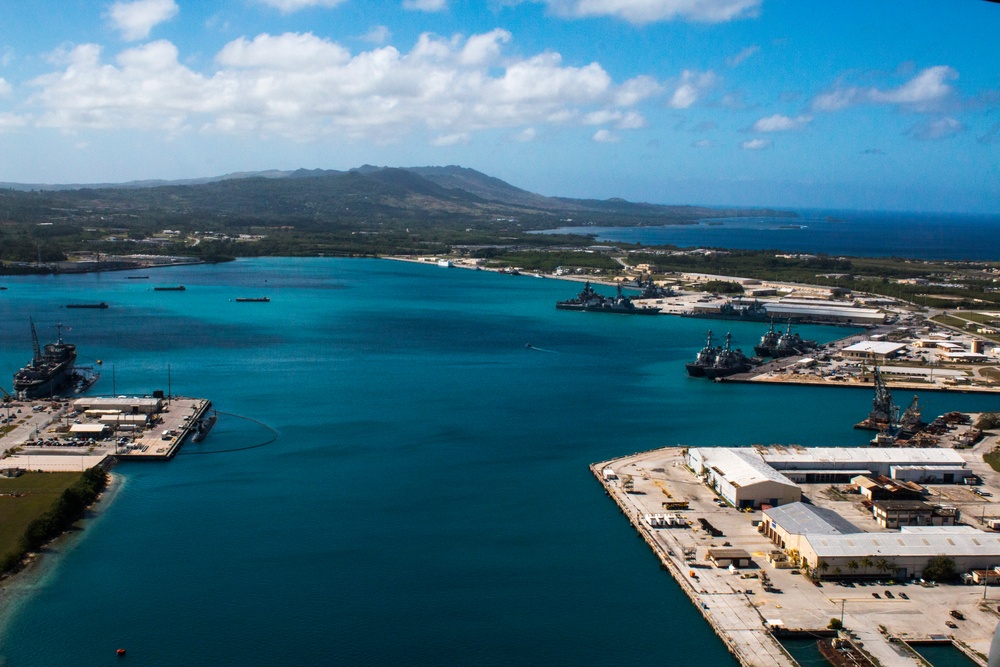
592;446;999;667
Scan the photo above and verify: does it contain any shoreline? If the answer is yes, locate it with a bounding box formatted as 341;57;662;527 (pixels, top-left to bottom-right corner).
0;470;126;633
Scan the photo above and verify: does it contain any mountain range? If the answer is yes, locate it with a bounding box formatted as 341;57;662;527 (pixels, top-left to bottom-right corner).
0;165;793;231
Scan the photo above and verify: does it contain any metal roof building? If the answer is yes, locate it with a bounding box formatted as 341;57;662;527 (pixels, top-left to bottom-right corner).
761;502;862;554
841;340;907;360
759;446;967;483
685;448;802;509
798;528;1000;580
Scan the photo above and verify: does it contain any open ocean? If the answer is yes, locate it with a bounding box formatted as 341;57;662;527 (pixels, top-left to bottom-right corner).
1;258;999;666
536;210;1000;261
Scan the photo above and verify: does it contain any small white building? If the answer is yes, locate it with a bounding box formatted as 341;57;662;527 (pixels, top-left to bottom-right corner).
74;397;163;415
841;341;907;361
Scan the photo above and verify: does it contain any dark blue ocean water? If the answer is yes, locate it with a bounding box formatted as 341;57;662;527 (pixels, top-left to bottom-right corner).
536;210;1000;261
1;259;998;666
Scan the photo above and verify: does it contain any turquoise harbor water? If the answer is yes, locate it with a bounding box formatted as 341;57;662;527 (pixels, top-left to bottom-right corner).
1;258;999;666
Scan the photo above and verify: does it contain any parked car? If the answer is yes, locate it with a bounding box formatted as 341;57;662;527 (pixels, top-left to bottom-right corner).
950;610;965;620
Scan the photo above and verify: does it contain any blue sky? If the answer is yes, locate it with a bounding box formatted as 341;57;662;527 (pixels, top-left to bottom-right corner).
0;0;997;213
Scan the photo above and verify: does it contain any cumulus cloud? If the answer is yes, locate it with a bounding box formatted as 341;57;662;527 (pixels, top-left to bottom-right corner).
741;138;771;150
669;69;718;109
107;0;179;41
592;129;619;142
905;116;963;141
403;0;448;10
25;31;662;143
726;45;758;67
750;113;811;132
257;0;347;12
811;65;958;112
543;0;761;24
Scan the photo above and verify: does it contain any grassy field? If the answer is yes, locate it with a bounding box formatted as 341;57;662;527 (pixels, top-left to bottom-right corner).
0;472;83;560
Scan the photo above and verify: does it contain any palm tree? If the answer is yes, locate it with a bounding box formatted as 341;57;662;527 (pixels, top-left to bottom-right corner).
875;558;891;578
860;556;873;578
817;560;830;579
833;566;843;579
847;560;860;578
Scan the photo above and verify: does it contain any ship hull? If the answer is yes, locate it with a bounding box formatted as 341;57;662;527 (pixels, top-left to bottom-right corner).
14;362;75;398
703;364;751;380
685;363;709;377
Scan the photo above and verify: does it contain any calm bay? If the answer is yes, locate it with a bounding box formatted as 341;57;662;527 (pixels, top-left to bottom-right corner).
1;258;997;665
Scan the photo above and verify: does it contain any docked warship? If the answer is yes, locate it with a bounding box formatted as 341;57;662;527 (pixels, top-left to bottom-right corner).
685;330;721;377
556;283;660;315
703;333;755;380
682;298;769;322
754;320;817;358
13;320;77;398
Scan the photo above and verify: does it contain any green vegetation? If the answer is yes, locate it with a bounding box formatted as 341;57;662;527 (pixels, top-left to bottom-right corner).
478;250;620;272
697;280;744;294
3;167;1000;316
0;467;109;575
978;413;1000;430
922;555;957;582
828;618;843;631
984;447;1000;473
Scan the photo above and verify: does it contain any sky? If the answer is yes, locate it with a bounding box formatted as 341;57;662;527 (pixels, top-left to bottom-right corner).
0;0;998;213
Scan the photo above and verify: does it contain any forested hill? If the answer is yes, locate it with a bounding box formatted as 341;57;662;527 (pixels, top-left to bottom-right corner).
0;165;793;233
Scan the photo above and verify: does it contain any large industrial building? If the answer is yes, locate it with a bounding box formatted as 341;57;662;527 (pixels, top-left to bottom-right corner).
686;446;973;507
797;526;1000;580
684;448;802;509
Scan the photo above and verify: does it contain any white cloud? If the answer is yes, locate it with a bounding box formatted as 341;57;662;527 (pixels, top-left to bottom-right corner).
431;132;468;145
811;65;958;112
592;129;619;142
870;66;956;106
0;78;11;96
669;69;717;109
691;138;713;148
751;113;811;132
0;112;30;130
403;0;448;11
107;0;179;41
905;116;963;141
257;0;347;12
514;127;537;142
726;45;758;67
544;0;761;24
26;32;660;143
361;26;392;44
741;138;771;150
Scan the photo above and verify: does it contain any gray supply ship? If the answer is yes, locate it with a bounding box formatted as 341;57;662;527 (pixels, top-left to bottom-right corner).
13;320;77;398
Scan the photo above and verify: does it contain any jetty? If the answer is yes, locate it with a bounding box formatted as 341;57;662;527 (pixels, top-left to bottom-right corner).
591;450;798;667
593;444;1000;666
0;395;212;471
